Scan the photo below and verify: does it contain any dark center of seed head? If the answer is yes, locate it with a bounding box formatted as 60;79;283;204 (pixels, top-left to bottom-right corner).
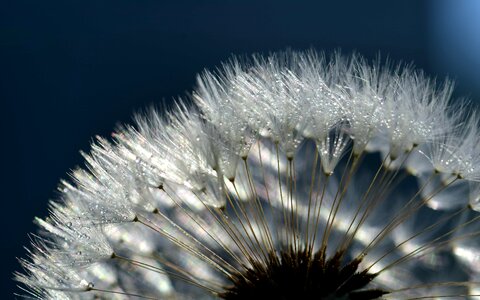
219;248;388;300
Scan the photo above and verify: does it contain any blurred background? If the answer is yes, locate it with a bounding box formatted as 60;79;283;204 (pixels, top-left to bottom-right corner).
1;0;479;297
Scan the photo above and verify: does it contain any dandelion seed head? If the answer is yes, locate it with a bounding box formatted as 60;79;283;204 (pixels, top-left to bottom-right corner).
15;50;480;299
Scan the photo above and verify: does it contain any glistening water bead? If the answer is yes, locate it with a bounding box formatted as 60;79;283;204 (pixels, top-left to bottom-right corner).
15;51;480;299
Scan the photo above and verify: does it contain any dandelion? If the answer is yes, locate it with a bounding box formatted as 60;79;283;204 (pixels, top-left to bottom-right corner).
15;50;480;299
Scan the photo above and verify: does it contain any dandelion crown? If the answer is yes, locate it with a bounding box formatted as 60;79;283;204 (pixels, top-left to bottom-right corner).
16;51;480;299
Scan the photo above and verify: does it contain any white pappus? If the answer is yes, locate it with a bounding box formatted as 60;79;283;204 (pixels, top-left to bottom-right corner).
15;50;480;299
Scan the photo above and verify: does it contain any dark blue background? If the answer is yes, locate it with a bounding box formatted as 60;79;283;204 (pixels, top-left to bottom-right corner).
2;0;479;298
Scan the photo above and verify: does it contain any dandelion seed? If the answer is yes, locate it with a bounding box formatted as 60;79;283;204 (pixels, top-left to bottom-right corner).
15;50;480;299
